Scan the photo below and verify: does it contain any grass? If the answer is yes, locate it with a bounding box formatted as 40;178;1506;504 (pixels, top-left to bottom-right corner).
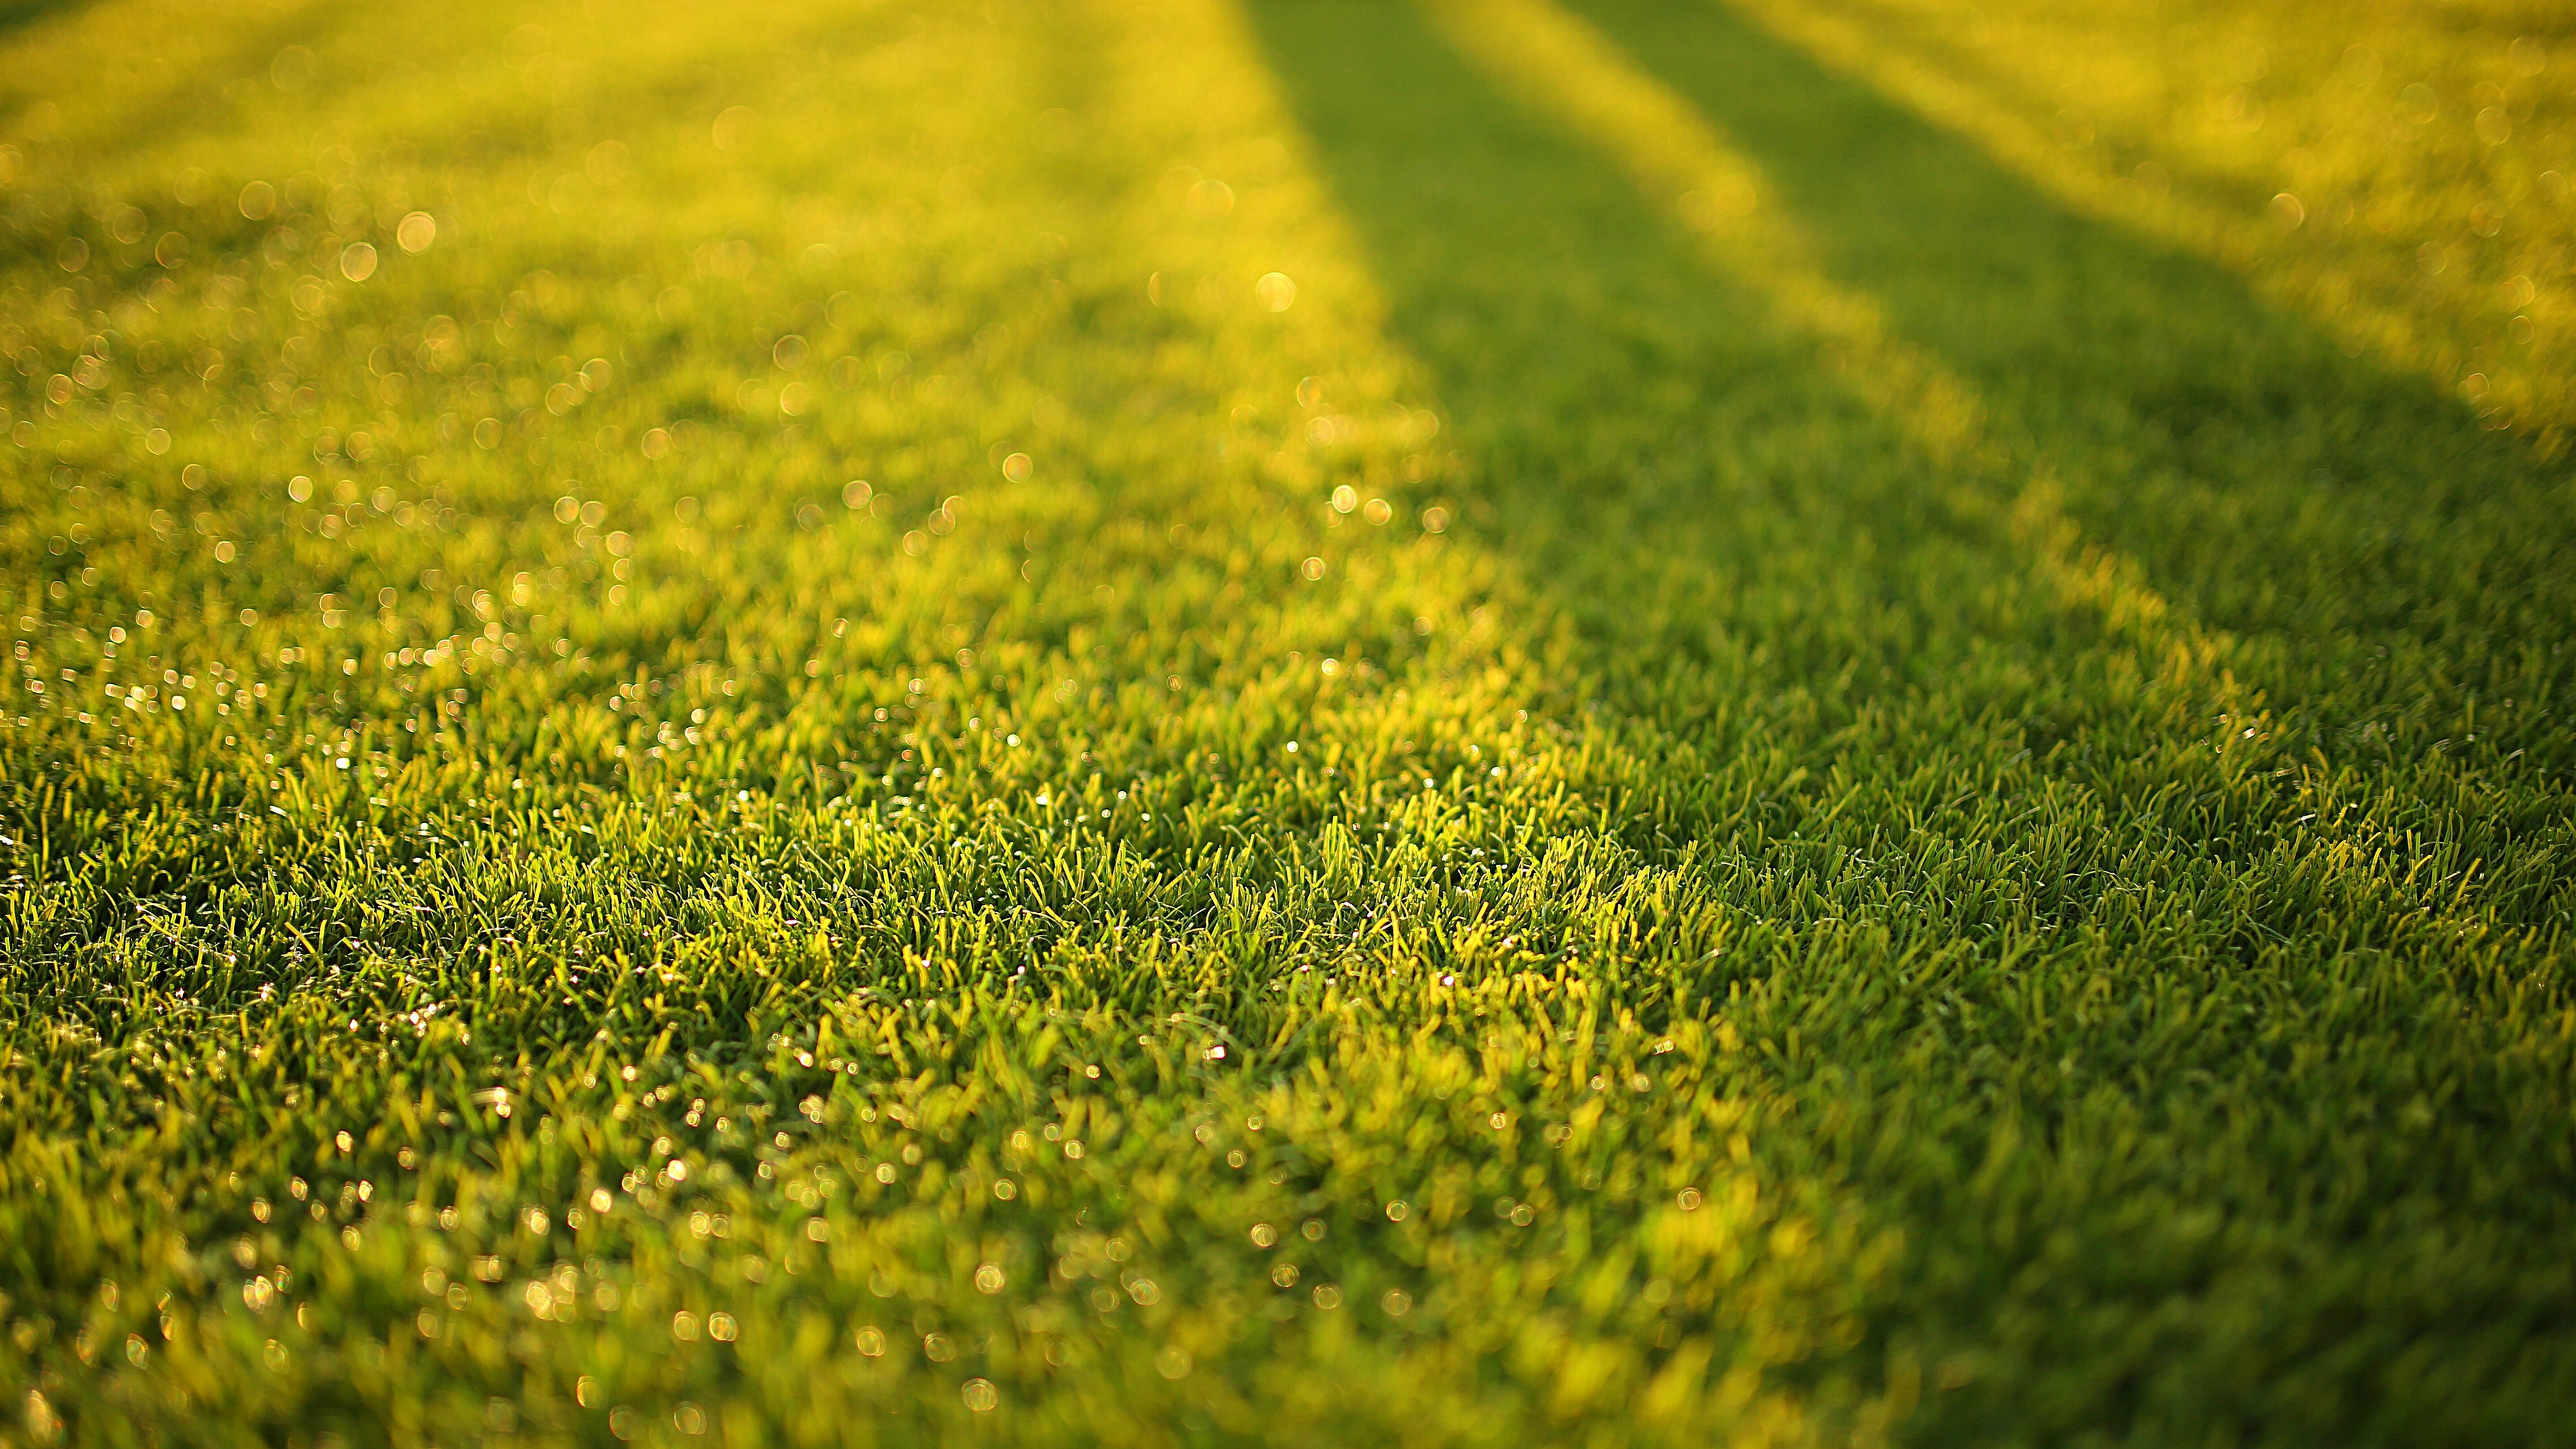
2;0;2572;1444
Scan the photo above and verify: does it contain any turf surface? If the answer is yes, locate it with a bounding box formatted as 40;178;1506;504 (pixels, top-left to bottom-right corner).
3;0;2573;1444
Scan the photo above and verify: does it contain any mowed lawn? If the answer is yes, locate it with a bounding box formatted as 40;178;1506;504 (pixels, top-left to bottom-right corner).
4;0;2573;1443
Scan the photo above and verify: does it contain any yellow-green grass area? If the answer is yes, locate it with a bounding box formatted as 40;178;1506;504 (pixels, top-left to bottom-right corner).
3;0;2572;1442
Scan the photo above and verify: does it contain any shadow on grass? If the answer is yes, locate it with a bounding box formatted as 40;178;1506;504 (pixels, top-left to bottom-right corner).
1246;0;2024;710
1237;0;2576;1440
1565;0;2573;737
1241;0;2573;776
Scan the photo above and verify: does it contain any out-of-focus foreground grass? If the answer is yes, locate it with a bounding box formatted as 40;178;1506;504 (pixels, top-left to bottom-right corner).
1;0;2571;1444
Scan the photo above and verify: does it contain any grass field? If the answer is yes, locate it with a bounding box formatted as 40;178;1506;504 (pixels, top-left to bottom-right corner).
4;0;2574;1444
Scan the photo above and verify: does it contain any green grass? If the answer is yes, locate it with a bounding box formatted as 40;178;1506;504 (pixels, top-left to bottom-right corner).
3;0;2572;1444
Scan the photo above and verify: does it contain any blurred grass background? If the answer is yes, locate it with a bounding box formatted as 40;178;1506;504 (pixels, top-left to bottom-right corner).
1;0;2571;1444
